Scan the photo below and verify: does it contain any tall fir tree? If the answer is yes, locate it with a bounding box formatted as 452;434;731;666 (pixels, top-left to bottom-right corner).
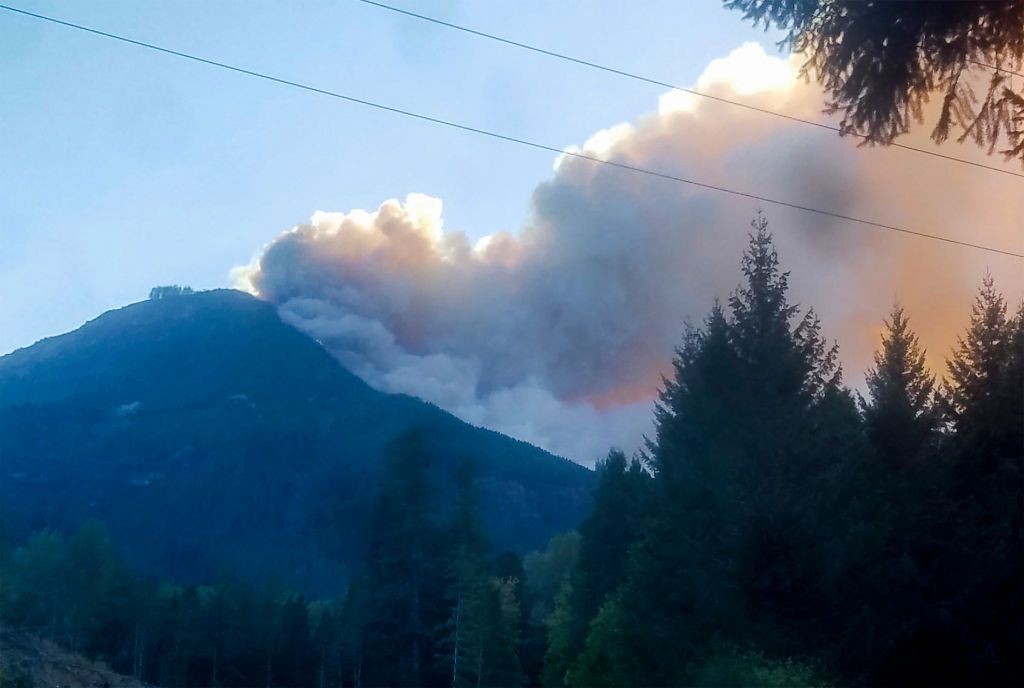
542;450;649;686
861;304;939;464
833;306;948;684
722;214;849;642
566;214;856;686
943;274;1018;458
437;459;490;688
473;576;527;688
1005;302;1024;456
936;278;1024;685
360;432;446;688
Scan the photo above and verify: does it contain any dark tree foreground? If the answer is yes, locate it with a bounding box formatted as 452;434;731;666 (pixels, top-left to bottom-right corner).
542;214;1023;687
0;435;528;688
726;0;1024;161
2;215;1020;687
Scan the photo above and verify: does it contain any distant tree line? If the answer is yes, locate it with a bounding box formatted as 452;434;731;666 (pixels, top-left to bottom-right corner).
2;214;1021;687
0;435;543;688
1;521;329;687
149;285;195;299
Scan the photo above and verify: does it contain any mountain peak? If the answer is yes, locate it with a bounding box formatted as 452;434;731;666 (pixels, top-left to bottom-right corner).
0;288;375;411
0;290;593;593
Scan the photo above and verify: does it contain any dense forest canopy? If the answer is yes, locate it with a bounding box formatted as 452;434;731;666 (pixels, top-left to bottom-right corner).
725;0;1024;161
2;212;1020;687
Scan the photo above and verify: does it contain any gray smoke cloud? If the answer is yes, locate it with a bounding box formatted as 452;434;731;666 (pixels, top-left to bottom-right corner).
234;44;1023;464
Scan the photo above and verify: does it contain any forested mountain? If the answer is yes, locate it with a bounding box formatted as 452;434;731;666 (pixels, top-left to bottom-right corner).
0;289;594;594
1;218;1020;688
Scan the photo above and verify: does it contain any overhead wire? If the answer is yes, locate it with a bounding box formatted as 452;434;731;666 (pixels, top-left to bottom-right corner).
968;59;1024;79
354;0;1024;179
0;3;1020;259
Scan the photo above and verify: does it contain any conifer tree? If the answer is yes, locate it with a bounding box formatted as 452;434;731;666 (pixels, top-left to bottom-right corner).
361;432;445;687
542;450;649;686
567;214;856;685
943;274;1016;455
935;279;1023;685
861;305;938;463
723;214;847;635
474;576;526;688
340;575;370;688
437;460;490;688
1004;302;1024;455
565;594;637;688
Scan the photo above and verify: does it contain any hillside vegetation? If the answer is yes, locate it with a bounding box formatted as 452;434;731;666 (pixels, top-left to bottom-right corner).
0;289;593;593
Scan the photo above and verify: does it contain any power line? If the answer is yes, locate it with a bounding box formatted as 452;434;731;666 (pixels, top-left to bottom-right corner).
1;4;1021;260
355;0;1023;180
969;59;1024;79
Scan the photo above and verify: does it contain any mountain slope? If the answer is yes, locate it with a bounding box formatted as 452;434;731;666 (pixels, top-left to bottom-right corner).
0;624;149;688
0;290;593;593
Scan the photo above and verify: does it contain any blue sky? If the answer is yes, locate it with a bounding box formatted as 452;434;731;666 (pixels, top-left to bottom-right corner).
0;0;786;355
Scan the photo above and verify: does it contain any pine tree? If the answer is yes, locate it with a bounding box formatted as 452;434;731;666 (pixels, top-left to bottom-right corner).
1004;302;1024;457
522;531;580;685
935;279;1023;685
721;215;846;636
828;306;950;684
861;305;938;463
618;303;746;685
435;463;527;688
475;576;526;688
437;460;490;688
361;432;445;688
727;213;843;467
570;214;857;685
340;575;370;688
652;302;742;491
943;274;1017;456
542;450;649;686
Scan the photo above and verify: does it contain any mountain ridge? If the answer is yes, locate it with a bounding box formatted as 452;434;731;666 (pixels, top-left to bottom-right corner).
0;289;593;594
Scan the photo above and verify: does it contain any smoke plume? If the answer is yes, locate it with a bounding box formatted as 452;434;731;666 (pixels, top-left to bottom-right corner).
234;43;1023;463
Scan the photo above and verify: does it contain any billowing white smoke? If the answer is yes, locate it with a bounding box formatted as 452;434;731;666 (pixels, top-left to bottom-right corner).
234;43;1023;464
